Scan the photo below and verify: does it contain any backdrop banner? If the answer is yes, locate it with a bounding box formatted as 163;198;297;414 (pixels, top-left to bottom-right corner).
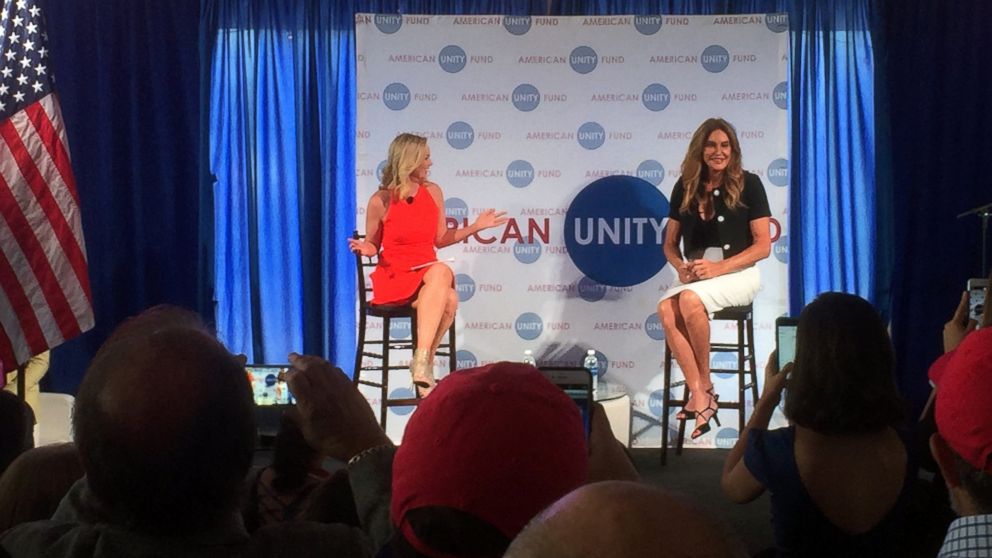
355;13;789;447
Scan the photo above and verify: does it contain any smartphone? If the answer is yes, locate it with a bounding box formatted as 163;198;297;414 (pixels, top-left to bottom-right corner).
540;367;593;439
968;278;988;324
775;316;799;371
245;365;295;406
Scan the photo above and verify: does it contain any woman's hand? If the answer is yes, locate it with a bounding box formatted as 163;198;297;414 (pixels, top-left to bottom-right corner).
943;291;976;353
471;209;508;231
348;238;378;257
761;350;790;404
677;262;698;284
688;259;724;280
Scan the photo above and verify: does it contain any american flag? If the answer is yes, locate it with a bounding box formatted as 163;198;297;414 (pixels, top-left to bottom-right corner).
0;0;93;379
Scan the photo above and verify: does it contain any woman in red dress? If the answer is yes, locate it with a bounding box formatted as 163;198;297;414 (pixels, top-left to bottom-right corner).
349;133;506;397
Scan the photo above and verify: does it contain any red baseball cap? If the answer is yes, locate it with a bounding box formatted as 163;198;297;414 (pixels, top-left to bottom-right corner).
390;362;588;555
932;327;992;473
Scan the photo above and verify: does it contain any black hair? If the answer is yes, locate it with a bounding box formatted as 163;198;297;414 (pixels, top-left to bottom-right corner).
784;292;905;434
954;453;992;514
391;506;510;558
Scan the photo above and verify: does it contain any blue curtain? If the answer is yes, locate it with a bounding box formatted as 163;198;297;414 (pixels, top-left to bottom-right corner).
204;0;545;367
555;0;884;316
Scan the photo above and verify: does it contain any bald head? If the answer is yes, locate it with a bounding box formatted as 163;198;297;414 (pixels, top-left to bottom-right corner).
74;310;255;533
506;481;746;558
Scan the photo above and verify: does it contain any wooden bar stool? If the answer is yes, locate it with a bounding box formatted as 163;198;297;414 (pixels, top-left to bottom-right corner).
351;232;456;429
660;304;758;465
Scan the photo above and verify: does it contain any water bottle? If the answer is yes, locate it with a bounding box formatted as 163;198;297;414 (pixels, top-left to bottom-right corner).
583;348;599;393
522;349;537;367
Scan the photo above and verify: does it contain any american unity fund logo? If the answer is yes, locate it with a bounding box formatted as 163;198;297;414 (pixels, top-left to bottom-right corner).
374;14;403;34
634;15;662;35
504;15;531;35
446;121;474;149
701;45;730;73
507;160;535;188
383;83;410;110
515;312;543;340
512;84;540;112
577;122;606;150
570;46;598;74
439;45;467;73
455;273;476;302
564;175;669;287
455;349;478;370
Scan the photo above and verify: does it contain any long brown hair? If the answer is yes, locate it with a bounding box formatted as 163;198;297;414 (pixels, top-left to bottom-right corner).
380;133;427;201
678;118;745;214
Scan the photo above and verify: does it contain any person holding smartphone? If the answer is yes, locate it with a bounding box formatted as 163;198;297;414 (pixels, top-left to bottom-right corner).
657;118;772;439
349;133;507;397
721;293;912;556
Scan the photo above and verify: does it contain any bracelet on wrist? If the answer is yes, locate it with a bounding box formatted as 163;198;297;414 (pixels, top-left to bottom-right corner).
347;443;392;466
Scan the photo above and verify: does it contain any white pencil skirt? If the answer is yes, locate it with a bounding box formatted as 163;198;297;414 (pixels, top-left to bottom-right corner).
658;265;761;315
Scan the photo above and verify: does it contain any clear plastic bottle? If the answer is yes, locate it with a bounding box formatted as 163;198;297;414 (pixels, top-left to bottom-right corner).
583;348;599;393
523;349;537;367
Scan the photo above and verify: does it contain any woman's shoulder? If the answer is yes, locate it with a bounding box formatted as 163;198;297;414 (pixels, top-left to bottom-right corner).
423;181;444;204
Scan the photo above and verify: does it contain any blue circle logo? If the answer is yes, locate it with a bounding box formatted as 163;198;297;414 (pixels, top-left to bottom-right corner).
388;387;416;415
645;313;665;341
503;15;531;35
383;82;411;110
375;14;403;34
376;160;387;182
512;83;540;112
513;238;542;264
648;389;665;417
515;312;544;340
642;83;671;112
766;13;789;33
445;197;468;219
715;427;739;447
570;46;598;74
636;160;666;186
564;175;670;287
446;121;474;150
577;276;606;302
711;352;737;380
455;273;476;302
506;160;535;188
389;318;412;340
455;349;477;370
701;45;730;73
577;122;606;150
590;350;609;377
767;158;789;186
773;81;788;110
774;235;789;264
634;15;662;35
264;373;278;387
439;45;467;73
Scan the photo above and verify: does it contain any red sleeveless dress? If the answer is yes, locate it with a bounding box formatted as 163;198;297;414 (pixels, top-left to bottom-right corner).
370;186;439;304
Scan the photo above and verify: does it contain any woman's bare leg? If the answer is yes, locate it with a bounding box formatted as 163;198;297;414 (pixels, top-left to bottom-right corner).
427;289;458;361
676;290;716;434
409;264;454;395
658;296;702;413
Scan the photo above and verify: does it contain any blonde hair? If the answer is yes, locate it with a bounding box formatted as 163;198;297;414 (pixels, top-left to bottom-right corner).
380;133;427;201
678;118;745;214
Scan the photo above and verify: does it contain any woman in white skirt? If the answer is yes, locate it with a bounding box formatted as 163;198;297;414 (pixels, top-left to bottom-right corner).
657;118;772;439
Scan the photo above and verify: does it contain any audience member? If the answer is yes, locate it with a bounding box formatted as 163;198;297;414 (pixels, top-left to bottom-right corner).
3;351;50;418
505;480;746;558
385;362;589;557
0;306;389;557
928;327;992;556
721;292;912;557
303;469;361;528
242;410;328;532
0;443;84;534
0;391;34;476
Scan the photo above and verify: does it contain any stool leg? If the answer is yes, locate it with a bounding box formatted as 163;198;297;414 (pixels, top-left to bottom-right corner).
747;316;758;405
738;317;746;434
662;344;672;466
447;315;457;374
354;311;367;384
380;317;390;429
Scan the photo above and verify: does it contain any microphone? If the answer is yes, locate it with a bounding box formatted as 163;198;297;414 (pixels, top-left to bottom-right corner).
406;196;414;204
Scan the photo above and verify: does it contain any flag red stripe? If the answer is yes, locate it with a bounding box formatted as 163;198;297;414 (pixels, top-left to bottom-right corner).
16;106;93;305
0;117;92;308
0;326;17;381
25;99;81;210
0;240;50;360
0;156;82;341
